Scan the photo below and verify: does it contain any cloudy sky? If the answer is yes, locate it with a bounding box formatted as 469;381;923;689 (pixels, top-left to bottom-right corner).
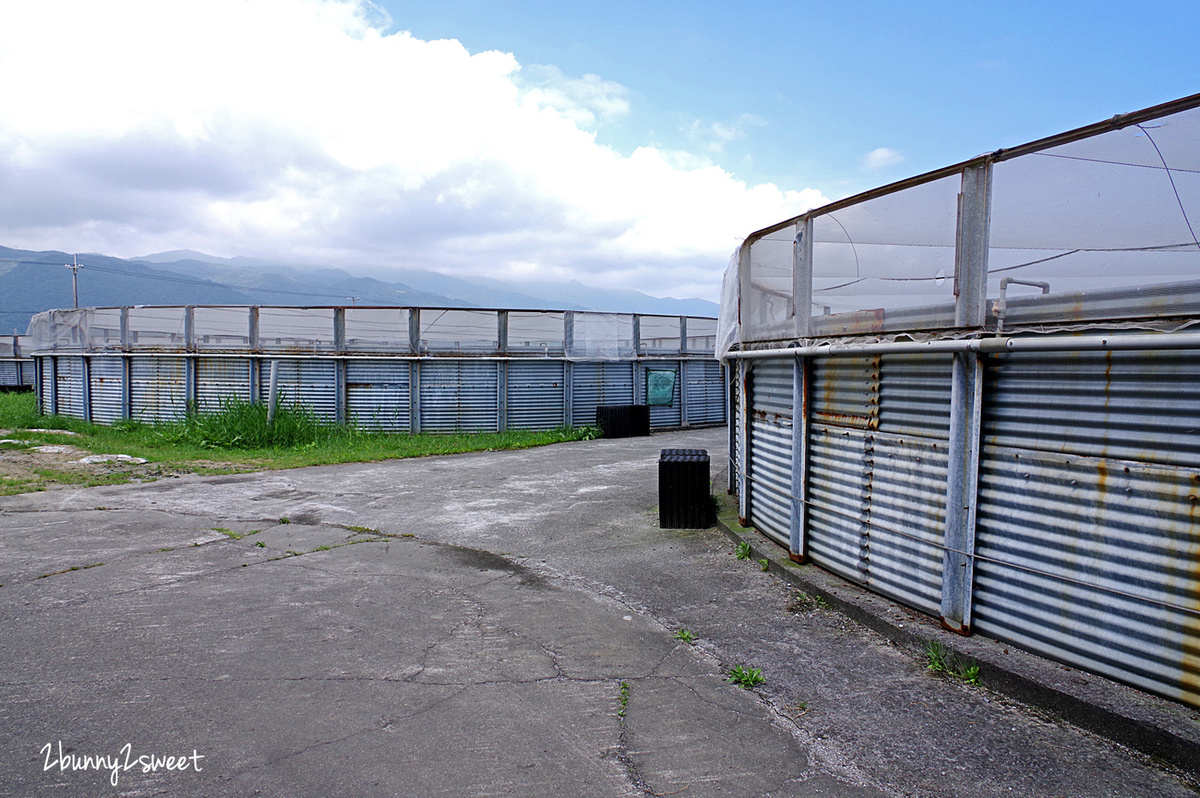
1;0;1197;302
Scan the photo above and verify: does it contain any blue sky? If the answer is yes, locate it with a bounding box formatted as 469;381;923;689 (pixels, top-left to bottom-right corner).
382;0;1200;195
0;0;1196;302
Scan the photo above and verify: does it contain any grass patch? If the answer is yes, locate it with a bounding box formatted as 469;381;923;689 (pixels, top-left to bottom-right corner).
727;664;764;689
0;393;602;493
924;640;981;685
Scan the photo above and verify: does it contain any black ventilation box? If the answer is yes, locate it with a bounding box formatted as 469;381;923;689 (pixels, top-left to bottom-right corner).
658;449;712;529
595;404;650;438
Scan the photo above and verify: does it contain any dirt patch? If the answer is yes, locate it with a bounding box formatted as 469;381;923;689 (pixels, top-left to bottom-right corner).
0;442;256;494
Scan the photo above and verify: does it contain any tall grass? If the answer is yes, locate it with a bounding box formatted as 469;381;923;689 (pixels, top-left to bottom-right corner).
156;398;336;449
0;391;600;475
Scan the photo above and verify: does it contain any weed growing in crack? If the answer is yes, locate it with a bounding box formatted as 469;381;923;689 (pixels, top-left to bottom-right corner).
788;591;828;613
617;681;631;717
727;664;764;689
253;541;265;548
758;557;770;571
213;527;244;540
735;541;752;560
924;640;981;685
278;517;291;525
674;629;697;644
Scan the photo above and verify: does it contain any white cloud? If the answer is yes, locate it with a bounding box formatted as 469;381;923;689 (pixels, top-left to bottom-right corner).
0;0;827;302
861;147;905;171
685;114;768;156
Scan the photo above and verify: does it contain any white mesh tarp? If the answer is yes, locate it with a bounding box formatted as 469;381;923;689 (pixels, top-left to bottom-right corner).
508;311;566;355
345;308;411;352
731;96;1200;346
417;309;499;353
257;307;337;353
194;307;253;349
26;306;717;361
568;313;635;361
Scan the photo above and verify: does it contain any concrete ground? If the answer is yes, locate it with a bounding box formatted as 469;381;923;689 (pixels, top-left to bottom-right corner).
0;427;1197;797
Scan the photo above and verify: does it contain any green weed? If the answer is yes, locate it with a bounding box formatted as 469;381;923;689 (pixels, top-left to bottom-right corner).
617;681;630;717
727;664;764;689
924;640;981;685
735;541;752;560
758;557;770;571
674;629;697;644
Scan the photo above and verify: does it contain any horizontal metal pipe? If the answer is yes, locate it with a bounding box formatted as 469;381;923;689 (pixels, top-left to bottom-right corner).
724;331;1200;361
29;351;710;362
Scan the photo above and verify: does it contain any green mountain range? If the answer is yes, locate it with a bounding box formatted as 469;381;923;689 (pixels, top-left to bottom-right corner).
0;246;718;335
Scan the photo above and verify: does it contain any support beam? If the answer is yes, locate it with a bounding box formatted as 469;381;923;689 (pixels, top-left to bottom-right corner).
789;355;809;562
941;352;983;634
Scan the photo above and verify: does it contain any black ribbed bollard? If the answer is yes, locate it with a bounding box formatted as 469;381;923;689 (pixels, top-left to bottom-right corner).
658;449;712;529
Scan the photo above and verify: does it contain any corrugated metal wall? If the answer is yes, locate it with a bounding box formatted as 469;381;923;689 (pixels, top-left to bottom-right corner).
686;360;727;426
40;358;52;414
259;359;338;423
507;361;566;430
747;359;793;546
570;362;634;427
346;360;410;432
131;358;186;423
647;362;682;429
55;357;85;420
197;358;252;412
973;349;1200;707
733;346;1200;707
89;357;124;424
419;360;500;433
33;353;725;435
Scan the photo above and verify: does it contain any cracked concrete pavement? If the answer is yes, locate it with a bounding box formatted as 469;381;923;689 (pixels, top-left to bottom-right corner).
1;427;1198;797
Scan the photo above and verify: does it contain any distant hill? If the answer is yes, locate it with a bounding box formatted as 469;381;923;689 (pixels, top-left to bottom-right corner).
0;245;718;334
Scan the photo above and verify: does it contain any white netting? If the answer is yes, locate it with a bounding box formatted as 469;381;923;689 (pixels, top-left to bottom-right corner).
417;309;499;353
24;306;717;361
686;316;717;354
345;307;410;352
508;311;566;355
257;307;337;353
715;249;741;358
569;312;635;361
742;230;795;343
638;315;682;354
127;306;188;349
732;98;1200;345
988;107;1200;326
810;175;959;334
194;306;254;349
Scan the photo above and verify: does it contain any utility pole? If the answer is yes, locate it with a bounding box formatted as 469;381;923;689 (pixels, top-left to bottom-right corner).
64;254;83;308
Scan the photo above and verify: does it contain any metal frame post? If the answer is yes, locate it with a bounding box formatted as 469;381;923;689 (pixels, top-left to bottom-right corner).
498;311;509;432
120;356;132;420
80;357;92;422
737;358;750;524
184;307;196;412
409;360;421;434
333;308;346;425
789;355;810;562
941;162;992;634
794;218;814;338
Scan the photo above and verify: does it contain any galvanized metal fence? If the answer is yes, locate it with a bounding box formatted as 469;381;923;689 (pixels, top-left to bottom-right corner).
723;95;1200;708
0;335;34;388
29;306;726;433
